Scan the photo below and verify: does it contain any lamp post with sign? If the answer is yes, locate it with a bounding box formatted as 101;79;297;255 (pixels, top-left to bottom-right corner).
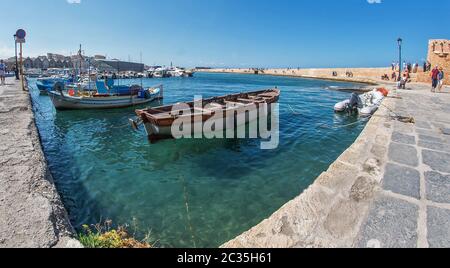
13;34;19;80
15;29;26;90
397;38;403;82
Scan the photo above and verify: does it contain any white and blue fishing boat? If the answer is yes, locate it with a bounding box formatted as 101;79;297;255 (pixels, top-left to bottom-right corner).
48;79;163;110
65;76;98;92
36;76;75;94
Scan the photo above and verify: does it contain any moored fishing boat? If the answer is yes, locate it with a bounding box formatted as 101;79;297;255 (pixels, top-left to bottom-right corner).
36;76;75;93
133;88;280;139
48;81;163;110
182;69;195;77
167;67;184;77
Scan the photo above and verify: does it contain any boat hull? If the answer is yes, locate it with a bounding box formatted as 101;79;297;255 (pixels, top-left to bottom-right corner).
36;78;74;93
136;88;279;139
334;89;386;116
141;106;264;138
36;82;53;93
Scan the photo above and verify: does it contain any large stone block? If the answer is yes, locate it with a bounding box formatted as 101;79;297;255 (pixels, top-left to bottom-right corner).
418;140;450;153
383;163;420;199
425;171;450;203
357;195;418;248
427;207;450;248
392;132;416;145
388;143;419;167
422;150;450;173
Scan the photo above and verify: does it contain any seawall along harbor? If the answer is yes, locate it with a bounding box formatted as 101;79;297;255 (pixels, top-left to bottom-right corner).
222;82;450;248
2;74;449;248
197;67;425;85
0;77;81;248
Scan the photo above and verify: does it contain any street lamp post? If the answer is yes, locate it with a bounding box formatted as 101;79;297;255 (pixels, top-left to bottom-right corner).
13;34;19;80
397;38;403;82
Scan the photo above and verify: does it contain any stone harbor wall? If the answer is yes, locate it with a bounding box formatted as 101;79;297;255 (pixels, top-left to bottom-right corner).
198;67;421;85
0;78;81;248
222;96;396;248
223;83;450;248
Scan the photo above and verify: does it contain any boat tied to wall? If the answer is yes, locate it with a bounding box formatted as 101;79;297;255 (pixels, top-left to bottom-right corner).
36;76;75;94
48;79;163;110
334;88;389;117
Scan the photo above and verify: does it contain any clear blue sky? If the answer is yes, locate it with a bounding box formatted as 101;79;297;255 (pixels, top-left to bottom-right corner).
0;0;449;68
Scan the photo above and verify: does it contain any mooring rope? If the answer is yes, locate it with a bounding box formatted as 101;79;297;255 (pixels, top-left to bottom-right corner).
379;103;415;123
287;104;301;115
180;175;197;248
110;122;132;129
332;115;372;129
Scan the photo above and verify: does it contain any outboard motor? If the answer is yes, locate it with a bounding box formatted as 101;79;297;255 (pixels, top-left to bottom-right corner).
53;82;65;96
346;93;361;115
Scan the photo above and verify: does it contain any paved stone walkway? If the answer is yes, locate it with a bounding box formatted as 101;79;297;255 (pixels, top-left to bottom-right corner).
0;78;80;248
357;84;450;248
223;82;449;249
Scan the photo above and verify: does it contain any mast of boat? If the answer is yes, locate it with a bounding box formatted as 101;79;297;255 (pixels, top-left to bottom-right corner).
78;44;82;79
116;60;120;87
140;51;143;88
88;56;91;91
78;44;88;93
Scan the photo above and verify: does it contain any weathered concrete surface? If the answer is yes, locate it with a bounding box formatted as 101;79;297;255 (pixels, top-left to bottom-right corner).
0;78;81;248
223;82;450;248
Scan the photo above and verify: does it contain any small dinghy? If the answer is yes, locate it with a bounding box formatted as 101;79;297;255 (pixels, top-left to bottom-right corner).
334;88;388;117
48;80;163;110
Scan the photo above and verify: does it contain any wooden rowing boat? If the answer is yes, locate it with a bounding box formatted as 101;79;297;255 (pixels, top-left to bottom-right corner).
134;88;280;139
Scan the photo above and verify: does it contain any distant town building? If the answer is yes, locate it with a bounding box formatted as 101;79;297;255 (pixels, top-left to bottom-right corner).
4;57;16;70
49;58;56;68
41;57;50;69
96;59;145;72
47;53;66;62
63;60;72;68
24;57;33;69
6;51;147;73
94;55;106;60
33;58;43;69
71;54;88;72
91;60;116;72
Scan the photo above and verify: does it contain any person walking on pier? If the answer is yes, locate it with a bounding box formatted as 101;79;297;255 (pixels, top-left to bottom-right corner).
0;60;7;86
431;66;440;92
437;67;445;93
392;71;397;81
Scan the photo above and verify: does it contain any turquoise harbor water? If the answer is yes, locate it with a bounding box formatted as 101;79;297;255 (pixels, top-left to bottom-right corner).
30;72;367;248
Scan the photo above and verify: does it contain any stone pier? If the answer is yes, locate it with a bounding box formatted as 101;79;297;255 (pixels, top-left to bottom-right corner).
357;83;450;248
0;78;80;248
223;82;450;248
